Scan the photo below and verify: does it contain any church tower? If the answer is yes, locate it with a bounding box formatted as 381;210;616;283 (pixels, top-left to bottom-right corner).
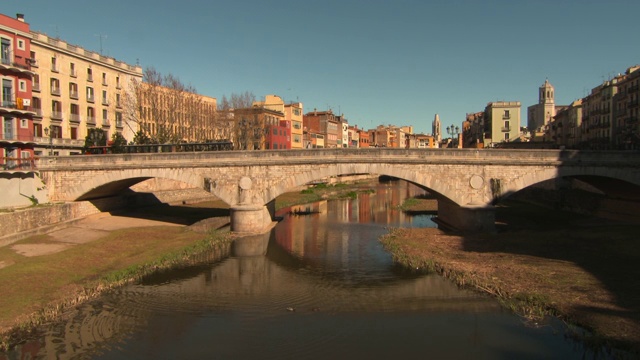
432;114;441;142
528;79;557;131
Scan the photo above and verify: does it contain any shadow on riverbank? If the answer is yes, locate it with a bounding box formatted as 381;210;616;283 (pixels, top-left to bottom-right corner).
387;197;640;356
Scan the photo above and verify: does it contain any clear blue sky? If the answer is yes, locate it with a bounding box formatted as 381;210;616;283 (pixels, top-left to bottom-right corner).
5;0;640;134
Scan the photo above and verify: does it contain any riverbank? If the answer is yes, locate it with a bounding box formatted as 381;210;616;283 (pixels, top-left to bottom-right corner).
0;181;376;350
382;198;640;355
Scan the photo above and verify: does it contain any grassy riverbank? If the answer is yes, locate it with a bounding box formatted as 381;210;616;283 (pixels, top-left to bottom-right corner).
383;198;640;355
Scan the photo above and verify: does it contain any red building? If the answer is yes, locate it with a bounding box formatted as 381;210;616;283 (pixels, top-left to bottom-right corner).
1;13;36;169
266;119;291;150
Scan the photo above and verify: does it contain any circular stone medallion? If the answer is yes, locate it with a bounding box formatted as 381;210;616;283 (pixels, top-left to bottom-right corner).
239;176;253;190
469;175;484;189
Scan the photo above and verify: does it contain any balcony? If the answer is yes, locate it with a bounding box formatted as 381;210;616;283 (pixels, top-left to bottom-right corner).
51;111;63;120
86;116;96;125
51;87;61;96
102;99;109;106
69;113;81;123
69;90;79;100
33;107;42;118
32;83;40;92
33;136;84;148
102;118;110;127
87;95;95;103
0;132;34;142
0;57;35;76
500;126;511;132
116;119;123;128
0;100;36;116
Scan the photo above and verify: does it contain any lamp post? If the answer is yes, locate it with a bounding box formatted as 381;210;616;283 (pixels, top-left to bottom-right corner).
446;125;460;148
43;125;57;156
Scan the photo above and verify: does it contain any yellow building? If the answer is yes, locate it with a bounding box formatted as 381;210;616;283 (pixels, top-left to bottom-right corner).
30;31;142;155
136;81;217;143
483;101;521;147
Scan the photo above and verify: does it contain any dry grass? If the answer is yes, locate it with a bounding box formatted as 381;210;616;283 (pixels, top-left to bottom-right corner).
382;199;640;354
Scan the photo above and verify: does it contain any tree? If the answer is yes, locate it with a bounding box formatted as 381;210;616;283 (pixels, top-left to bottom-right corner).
110;132;127;153
83;128;107;153
216;91;256;150
122;67;218;144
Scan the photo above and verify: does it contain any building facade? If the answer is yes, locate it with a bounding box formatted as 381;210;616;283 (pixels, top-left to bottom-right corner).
483;101;521;147
284;101;303;149
29;29;142;155
0;13;36;168
303;109;339;148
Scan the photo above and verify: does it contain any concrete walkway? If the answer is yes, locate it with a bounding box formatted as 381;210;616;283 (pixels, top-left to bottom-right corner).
4;213;183;260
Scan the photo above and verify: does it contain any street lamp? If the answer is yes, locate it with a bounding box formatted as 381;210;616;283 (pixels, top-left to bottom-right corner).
446;125;460;148
43;125;57;156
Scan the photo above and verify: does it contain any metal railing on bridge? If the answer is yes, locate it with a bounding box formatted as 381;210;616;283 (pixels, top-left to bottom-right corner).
1;157;37;171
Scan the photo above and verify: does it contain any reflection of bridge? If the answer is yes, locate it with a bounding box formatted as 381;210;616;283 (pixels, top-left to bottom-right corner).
36;149;640;232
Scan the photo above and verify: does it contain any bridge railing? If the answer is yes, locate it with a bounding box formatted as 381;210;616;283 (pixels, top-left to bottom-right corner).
33;148;640;170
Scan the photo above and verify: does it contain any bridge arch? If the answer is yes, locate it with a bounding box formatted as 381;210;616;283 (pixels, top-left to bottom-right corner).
502;165;640;201
263;163;457;206
68;168;234;205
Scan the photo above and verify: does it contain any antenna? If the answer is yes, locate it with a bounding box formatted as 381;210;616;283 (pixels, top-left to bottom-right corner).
95;34;107;55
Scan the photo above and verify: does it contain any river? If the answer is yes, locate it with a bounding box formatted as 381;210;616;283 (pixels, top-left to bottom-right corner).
3;179;602;359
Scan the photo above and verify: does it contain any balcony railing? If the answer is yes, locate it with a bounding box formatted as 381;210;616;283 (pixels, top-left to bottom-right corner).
102;99;109;106
0;133;34;142
33;107;42;117
69;113;81;123
51;111;63;120
69;90;79;99
102;118;110;126
501;126;511;132
86;116;96;124
51;87;61;96
87;95;95;103
1;157;37;171
32;83;40;92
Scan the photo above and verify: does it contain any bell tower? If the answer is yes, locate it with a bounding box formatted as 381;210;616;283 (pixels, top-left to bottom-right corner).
539;79;556;126
432;114;441;142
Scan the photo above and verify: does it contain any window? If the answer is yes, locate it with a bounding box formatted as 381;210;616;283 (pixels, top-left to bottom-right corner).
69;82;78;99
503;110;510;119
87;106;95;123
115;112;122;127
20;118;27;128
32;74;40;92
70;127;77;140
51;57;58;72
86;87;94;102
51;100;62;119
70;63;76;77
2;79;13;106
116;93;121;107
102;109;108;125
116;76;121;89
102;90;108;105
17;39;25;50
504;120;510;130
29;51;37;67
102;72;107;85
504;133;510;141
87;67;93;82
1;38;11;64
19;80;26;92
50;78;60;95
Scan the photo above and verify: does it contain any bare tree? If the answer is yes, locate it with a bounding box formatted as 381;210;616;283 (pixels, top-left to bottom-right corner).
216;91;257;149
122;67;218;144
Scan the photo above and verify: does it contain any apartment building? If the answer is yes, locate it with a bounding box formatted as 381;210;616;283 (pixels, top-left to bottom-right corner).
233;106;284;150
29;29;142;155
284;101;303;149
136;81;217;143
613;66;640;149
303;109;339;148
0;13;36;168
482;101;521;147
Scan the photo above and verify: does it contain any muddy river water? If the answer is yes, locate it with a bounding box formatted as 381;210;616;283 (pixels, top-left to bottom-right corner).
4;180;603;359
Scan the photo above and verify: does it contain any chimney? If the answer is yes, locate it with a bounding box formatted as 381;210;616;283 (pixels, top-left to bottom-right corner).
16;14;25;22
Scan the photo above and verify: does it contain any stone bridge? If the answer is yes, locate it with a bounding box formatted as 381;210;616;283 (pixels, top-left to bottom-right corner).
35;148;640;233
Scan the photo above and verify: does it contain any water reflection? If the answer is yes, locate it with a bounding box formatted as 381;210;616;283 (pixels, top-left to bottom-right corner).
1;179;603;359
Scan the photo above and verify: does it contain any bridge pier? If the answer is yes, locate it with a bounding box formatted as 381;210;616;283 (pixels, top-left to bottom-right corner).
230;204;276;234
437;199;496;233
